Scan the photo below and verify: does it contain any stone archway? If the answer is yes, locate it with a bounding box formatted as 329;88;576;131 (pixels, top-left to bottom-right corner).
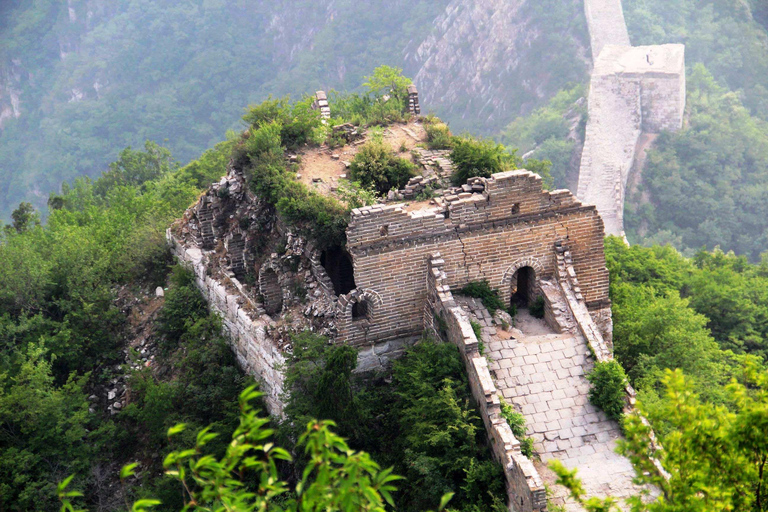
501;257;544;307
339;288;383;323
511;266;536;306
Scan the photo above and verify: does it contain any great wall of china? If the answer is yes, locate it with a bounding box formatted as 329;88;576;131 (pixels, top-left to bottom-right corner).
578;0;686;237
163;1;681;509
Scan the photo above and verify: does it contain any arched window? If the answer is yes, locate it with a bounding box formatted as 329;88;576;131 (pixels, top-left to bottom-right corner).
352;299;371;321
320;246;356;295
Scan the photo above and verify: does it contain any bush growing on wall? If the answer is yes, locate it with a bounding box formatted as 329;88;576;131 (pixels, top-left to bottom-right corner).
349;140;416;194
529;296;546;319
425;117;453;149
586;360;628;421
241;104;349;249
459;281;506;314
450;136;516;184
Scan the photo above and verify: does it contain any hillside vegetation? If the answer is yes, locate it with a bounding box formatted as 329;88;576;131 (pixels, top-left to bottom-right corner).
0;0;450;220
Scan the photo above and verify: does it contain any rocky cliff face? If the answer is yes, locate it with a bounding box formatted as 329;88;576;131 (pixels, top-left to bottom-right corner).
406;0;591;133
0;62;22;130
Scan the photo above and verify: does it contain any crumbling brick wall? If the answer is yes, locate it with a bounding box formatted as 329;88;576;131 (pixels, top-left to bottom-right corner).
339;171;610;346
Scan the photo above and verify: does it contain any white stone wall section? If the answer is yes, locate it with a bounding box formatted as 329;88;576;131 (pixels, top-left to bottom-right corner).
579;0;686;237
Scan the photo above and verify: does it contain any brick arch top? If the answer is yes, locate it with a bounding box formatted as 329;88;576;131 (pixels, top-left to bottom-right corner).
501;257;544;290
339;288;383;318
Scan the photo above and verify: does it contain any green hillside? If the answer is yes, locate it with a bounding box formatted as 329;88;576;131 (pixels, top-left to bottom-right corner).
0;0;449;220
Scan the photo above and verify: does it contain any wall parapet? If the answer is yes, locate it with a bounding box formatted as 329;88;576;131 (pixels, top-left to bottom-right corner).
425;254;547;512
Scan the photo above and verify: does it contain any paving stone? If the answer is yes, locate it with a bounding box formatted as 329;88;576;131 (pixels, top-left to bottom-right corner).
524;354;539;364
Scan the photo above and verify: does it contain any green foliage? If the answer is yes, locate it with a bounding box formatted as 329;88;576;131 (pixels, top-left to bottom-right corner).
336;181;380;209
0;345;104;511
425;119;453;150
8;201;40;233
156;266;207;350
328;91;409;127
283;331;360;429
363;65;413;102
349;140;417;194
459;281;506;315
605;237;768;396
0;135;252;509
63;387;412;512
450;137;516;185
500;85;586;189
529;296;546;319
282;337;507;512
470;320;483;343
500;398;534;458
586;361;628;422
94;142;178;198
625;64;768;260
240;102;349;249
556;364;768;512
243;96;324;150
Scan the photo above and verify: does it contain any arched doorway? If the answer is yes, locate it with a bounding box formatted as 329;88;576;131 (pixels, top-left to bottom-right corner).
320;246;356;296
511;266;536;307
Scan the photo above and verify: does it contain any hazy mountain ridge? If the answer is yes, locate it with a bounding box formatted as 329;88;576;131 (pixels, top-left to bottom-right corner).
0;0;586;220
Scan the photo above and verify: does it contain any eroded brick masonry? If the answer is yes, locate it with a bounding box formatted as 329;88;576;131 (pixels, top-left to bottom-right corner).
339;170;612;347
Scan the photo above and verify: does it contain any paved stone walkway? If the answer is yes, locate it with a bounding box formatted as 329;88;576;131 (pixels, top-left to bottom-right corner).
458;299;642;510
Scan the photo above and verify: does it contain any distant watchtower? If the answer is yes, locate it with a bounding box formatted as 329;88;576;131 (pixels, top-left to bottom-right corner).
578;0;686;237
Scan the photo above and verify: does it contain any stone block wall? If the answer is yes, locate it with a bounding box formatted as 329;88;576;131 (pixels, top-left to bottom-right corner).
168;232;286;416
426;255;547;512
639;69;687;133
340;171;610;347
584;0;630;59
579;0;686;237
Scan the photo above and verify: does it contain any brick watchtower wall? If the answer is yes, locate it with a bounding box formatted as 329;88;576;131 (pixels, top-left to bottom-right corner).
339;171;611;347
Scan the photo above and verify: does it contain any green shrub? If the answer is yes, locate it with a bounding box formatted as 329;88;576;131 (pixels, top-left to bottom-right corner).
243;96;324;150
460;281;506;314
156;266;208;349
450;137;515;185
470;320;483;347
328;92;408;127
426;121;453;149
500;398;534;458
349;140;416;194
586;360;628;421
529;296;546;319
